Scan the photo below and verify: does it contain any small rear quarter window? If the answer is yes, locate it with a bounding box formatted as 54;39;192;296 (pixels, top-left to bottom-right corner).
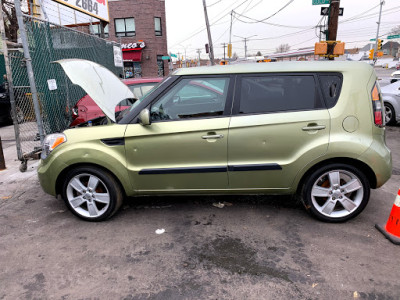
318;74;343;108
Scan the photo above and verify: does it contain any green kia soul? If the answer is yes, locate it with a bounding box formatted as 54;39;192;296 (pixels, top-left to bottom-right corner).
37;59;392;222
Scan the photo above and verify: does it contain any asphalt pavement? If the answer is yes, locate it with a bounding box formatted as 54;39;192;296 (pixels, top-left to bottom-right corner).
0;67;400;299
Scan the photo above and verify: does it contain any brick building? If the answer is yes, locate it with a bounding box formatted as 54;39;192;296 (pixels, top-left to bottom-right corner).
92;0;168;78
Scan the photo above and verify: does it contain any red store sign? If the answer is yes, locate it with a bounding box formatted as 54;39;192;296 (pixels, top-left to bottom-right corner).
122;41;146;62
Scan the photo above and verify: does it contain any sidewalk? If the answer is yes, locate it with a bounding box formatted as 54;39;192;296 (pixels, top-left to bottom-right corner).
0;124;39;199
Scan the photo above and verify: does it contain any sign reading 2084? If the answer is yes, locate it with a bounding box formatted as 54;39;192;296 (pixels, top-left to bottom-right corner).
54;0;110;22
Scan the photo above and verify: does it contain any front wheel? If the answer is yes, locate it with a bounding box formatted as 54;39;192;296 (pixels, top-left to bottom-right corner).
61;166;123;221
302;164;370;222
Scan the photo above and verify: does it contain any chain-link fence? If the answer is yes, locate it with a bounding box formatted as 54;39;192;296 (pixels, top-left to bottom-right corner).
6;12;123;166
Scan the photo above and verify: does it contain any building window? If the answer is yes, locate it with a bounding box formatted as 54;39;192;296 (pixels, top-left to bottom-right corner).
157;55;164;77
115;18;135;37
154;17;162;36
90;24;109;38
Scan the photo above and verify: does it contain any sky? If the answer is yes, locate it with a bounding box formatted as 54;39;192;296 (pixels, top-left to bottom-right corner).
164;0;400;60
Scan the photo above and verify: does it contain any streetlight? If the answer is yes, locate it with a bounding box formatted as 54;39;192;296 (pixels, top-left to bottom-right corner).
234;35;257;58
178;44;191;67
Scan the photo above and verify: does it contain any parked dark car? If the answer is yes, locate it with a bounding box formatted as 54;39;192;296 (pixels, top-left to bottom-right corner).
0;80;24;125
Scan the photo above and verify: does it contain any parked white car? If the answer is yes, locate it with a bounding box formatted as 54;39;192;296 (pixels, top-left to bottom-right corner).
381;80;400;125
390;70;400;83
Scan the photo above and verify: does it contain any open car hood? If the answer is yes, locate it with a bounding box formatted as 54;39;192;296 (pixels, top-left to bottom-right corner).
56;59;134;122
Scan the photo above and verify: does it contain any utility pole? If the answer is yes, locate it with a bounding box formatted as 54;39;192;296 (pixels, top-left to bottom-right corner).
327;0;340;60
202;0;215;65
234;35;257;59
221;43;227;60
228;10;233;58
196;48;202;66
374;0;385;62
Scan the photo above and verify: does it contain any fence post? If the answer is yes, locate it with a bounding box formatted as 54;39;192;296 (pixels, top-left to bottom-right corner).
14;0;45;145
0;0;23;161
0;137;5;170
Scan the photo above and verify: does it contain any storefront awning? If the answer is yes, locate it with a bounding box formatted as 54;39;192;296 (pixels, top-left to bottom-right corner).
122;49;142;62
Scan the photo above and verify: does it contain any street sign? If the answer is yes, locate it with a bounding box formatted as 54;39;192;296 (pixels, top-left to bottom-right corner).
170;53;178;58
370;38;376;41
387;34;400;39
312;0;330;5
161;56;170;60
321;7;343;16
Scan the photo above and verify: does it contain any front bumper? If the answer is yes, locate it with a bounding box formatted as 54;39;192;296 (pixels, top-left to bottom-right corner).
37;157;68;196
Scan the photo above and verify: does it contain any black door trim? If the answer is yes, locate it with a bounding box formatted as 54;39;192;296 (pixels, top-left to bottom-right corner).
139;163;282;175
228;163;282;172
139;166;227;175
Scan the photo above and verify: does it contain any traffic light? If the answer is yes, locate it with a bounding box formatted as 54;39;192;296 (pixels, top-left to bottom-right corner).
368;49;374;60
377;39;383;50
333;42;345;55
205;44;209;54
315;42;328;55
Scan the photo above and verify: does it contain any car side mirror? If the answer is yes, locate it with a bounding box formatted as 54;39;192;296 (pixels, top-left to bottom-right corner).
139;108;151;126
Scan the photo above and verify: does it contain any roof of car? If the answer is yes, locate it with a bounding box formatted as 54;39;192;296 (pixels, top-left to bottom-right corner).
123;77;163;85
172;61;373;76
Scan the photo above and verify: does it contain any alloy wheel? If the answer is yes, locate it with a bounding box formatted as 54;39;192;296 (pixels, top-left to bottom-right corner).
66;173;110;218
310;169;364;219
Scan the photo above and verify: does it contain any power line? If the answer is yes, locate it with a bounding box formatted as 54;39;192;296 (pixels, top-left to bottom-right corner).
207;0;222;7
170;0;252;48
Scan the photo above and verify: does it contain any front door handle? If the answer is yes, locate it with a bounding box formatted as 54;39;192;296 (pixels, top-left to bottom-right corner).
302;125;326;131
202;134;224;139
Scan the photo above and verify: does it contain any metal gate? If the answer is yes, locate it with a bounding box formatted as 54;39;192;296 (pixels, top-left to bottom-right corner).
2;1;123;170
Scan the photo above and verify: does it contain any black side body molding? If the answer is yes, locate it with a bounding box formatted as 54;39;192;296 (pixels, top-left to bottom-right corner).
101;138;125;146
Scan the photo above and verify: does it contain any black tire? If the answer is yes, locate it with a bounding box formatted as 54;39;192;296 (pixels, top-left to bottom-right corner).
61;166;124;222
384;103;396;126
301;163;370;223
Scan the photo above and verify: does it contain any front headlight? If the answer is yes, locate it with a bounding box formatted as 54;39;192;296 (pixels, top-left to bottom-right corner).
41;133;67;160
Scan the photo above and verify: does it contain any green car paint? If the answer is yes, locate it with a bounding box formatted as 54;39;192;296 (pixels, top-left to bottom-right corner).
37;61;391;221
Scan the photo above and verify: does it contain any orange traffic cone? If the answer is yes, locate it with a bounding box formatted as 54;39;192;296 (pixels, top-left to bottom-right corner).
376;188;400;245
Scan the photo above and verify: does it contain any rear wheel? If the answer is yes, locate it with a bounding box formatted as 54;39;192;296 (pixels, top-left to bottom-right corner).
302;164;370;222
384;103;396;126
61;166;123;221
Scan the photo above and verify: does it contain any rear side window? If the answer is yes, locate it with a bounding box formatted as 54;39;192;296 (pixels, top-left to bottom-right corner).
318;74;343;108
239;75;323;114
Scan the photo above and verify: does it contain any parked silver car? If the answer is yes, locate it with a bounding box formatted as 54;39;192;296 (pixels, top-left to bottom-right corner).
382;80;400;125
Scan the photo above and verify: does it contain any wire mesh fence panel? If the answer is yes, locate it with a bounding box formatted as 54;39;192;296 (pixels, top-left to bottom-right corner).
9;14;123;157
9;50;41;155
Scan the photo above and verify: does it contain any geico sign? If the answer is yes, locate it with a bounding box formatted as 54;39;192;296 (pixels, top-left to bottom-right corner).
121;42;146;50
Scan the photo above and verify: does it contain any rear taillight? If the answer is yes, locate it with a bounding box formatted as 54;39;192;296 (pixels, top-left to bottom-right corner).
371;83;384;127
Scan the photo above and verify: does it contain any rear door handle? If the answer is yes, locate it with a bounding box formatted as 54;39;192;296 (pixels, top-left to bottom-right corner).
202;134;224;139
302;125;326;131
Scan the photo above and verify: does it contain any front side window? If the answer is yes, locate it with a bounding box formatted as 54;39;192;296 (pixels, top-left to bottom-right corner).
150;77;230;121
239;75;323;114
115;18;135;37
154;17;162;36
